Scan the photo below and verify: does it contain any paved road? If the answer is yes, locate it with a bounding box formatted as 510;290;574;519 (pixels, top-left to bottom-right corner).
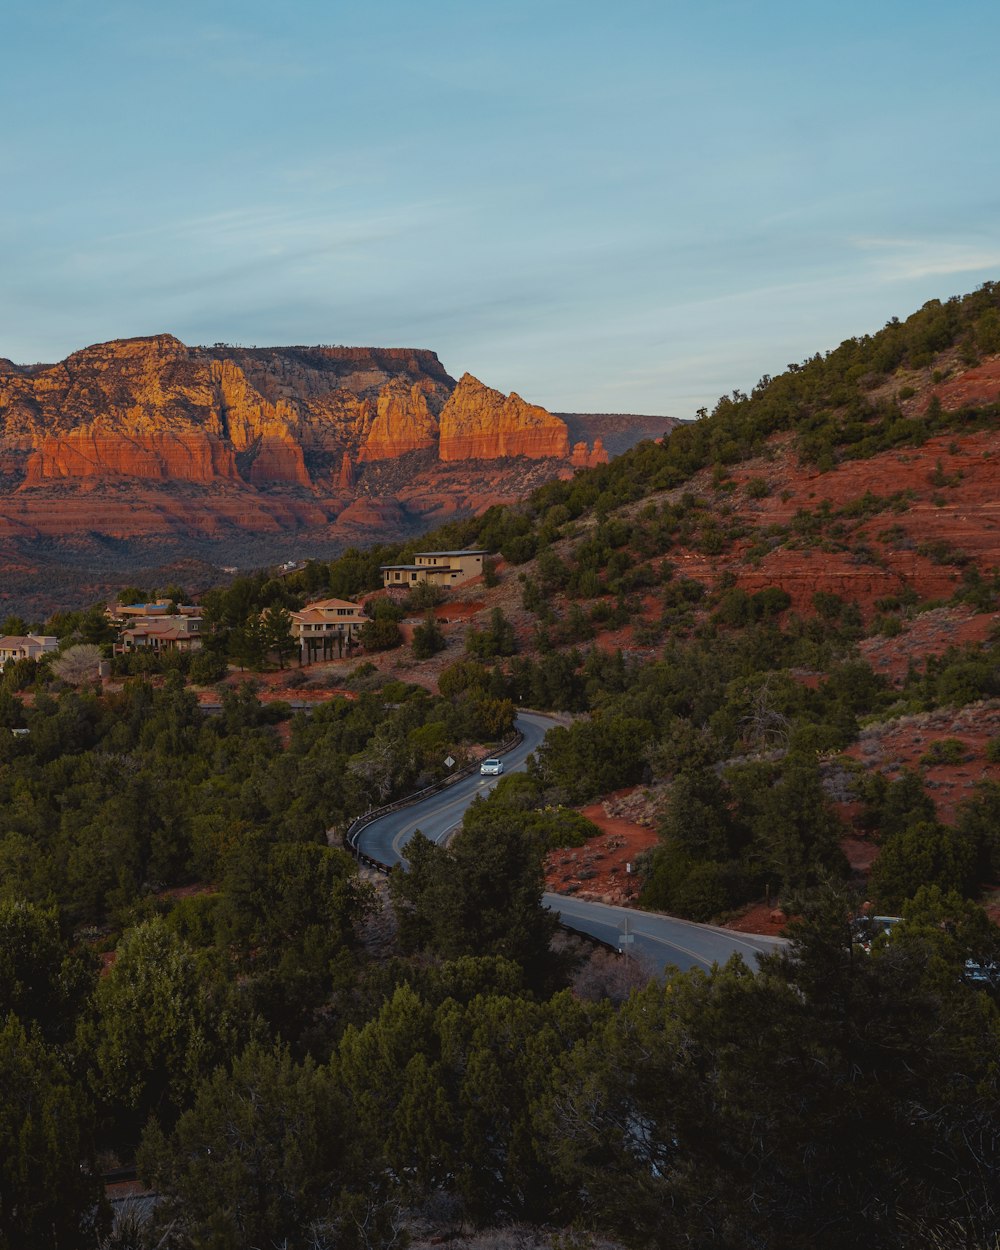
356;711;556;866
355;711;788;972
545;893;786;973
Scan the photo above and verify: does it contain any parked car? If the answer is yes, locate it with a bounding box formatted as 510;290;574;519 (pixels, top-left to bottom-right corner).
480;758;504;776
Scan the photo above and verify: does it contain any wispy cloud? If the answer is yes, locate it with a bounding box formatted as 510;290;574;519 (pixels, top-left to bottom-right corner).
853;236;1000;282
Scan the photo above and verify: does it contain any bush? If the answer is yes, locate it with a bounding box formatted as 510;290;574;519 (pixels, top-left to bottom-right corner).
359;617;402;652
412;612;446;660
920;738;969;766
404;581;446;611
189;650;229;685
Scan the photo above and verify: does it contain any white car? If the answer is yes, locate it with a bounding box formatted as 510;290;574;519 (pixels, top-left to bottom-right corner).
480;758;504;776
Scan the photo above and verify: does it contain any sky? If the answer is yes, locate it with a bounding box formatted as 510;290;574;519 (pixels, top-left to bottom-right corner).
3;0;1000;416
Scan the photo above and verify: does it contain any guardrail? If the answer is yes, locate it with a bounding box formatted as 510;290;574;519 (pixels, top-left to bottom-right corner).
344;728;524;872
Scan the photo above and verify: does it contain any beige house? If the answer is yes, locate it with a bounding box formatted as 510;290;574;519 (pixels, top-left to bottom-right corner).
380;549;489;590
0;635;60;671
290;597;367;662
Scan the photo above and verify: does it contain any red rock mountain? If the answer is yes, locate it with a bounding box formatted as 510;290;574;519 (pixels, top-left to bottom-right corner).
438;374;572;461
0;335;618;489
0;334;673;614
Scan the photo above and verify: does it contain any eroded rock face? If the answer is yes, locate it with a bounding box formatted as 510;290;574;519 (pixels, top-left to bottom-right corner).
0;335;456;489
358;380;438;461
438;374;571;461
1;339;622;493
23;425;240;484
0;335;670;605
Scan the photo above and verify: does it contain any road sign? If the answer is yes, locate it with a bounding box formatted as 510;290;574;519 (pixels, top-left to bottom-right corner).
444;755;455;769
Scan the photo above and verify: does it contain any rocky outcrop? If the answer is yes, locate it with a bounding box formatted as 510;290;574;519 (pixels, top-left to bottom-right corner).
571;437;609;469
1;337;657;492
0;335;677;614
336;453;356;490
358;380;438;461
212;360;311;486
438;374;570;461
0;335;455;489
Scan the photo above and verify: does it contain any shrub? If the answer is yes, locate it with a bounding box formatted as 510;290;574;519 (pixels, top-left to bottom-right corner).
745;477;770;499
920;738;968;766
359;617;402;652
412;612;446;660
189;650;229;685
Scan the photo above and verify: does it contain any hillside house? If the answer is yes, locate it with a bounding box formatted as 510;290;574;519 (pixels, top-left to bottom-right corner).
380;549;489;590
111;602;203;623
0;635;60;671
113;605;204;654
290;597;367;662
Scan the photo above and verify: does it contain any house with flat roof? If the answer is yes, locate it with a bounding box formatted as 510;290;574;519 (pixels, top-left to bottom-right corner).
113;602;203;621
380;549;489;590
0;635;60;671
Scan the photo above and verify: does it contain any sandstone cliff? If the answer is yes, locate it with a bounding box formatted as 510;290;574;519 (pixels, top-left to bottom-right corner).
438;374;571;461
0;334;674;615
357;380;438;461
0;338;633;487
0;335;457;489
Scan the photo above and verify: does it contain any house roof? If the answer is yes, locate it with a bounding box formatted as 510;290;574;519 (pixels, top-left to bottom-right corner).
416;549;488;557
118;603;201;616
292;608;364;624
302;597;364;611
0;634;57;649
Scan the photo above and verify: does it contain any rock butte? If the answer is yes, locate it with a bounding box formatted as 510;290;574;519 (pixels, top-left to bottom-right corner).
0;335;620;490
0;335;672;603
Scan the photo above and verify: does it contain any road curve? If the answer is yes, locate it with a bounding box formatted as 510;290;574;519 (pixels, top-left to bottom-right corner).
355;712;788;972
355;711;557;866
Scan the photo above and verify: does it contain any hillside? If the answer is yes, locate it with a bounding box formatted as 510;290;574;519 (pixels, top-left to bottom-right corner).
212;283;1000;923
5;286;1000;1250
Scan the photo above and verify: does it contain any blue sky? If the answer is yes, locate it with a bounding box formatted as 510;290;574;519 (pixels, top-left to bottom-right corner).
3;0;999;416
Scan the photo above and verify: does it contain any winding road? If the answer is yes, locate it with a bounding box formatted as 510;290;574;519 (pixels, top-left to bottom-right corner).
355;712;788;973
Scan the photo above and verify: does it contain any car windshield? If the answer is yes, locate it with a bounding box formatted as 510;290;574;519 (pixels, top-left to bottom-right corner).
484;759;499;767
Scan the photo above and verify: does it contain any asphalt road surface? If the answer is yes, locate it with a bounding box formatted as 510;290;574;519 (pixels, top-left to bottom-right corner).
355;711;788;972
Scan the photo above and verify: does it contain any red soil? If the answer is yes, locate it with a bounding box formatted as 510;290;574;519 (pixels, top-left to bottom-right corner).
845;699;1000;825
858;607;996;683
544;794;657;906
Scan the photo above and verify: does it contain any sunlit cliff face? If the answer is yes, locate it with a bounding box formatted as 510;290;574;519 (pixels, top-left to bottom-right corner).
0;335;608;489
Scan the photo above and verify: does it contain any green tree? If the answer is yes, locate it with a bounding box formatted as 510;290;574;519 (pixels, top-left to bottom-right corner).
0;1013;107;1249
533;714;653;802
359;615;402;652
261;604;295;668
391;817;558;989
411;610;446;660
86;918;215;1138
0;900;96;1045
869;820;977;910
141;1043;351;1250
